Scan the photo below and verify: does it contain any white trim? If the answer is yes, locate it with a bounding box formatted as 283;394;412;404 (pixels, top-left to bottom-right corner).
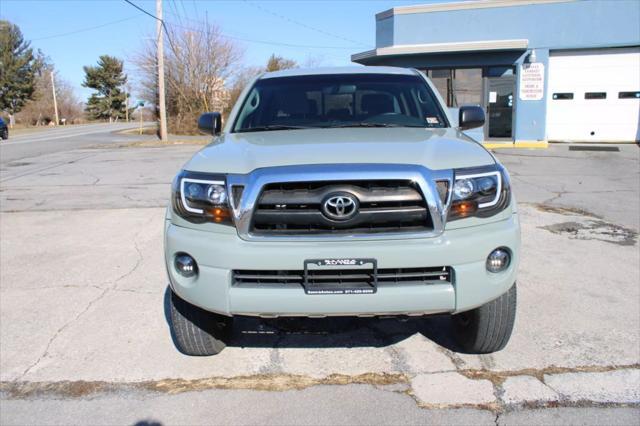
181;178;225;214
352;39;528;62
455;171;502;208
376;0;574;20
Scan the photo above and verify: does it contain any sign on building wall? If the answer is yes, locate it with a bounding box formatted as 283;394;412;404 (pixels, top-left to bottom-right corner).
519;63;545;101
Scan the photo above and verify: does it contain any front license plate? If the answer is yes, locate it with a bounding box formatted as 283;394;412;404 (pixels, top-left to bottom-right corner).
303;258;377;295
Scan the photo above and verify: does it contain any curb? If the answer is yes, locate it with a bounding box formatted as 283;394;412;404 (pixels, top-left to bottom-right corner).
484;140;549;149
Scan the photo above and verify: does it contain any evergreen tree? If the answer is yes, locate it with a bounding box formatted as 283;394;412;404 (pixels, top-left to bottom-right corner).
82;55;127;121
0;20;40;117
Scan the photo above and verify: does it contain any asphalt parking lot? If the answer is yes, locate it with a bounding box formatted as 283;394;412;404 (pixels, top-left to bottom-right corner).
0;131;638;425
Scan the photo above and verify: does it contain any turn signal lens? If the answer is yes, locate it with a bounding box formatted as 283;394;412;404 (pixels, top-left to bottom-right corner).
450;200;478;218
209;207;231;223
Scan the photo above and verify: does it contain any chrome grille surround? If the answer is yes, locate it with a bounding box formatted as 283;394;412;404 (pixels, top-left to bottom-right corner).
226;164;453;241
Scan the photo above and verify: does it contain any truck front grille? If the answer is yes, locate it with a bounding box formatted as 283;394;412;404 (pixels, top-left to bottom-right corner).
232;266;451;287
250;180;431;235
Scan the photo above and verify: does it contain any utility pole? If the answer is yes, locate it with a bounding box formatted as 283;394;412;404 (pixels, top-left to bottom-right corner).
50;71;59;126
156;0;168;142
125;83;131;123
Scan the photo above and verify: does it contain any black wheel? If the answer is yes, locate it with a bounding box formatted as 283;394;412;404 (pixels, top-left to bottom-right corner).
169;290;233;356
453;283;516;354
1;129;7;140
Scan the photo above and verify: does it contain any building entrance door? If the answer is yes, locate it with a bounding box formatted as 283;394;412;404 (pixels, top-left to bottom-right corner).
486;76;515;139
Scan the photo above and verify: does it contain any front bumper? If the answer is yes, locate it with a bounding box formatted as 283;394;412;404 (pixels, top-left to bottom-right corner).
164;212;520;317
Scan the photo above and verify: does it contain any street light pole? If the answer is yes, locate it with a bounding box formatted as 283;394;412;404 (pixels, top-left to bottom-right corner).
156;0;168;142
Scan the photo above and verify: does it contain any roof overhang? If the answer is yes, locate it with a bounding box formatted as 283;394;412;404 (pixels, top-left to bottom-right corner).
376;0;574;20
352;39;529;62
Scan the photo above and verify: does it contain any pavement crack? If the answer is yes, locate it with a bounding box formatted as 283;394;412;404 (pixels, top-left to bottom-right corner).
258;334;285;375
1;373;409;399
435;346;466;370
112;217;150;291
0;153;98;184
17;218;151;380
4;284;108;292
458;363;640;385
113;238;144;288
385;345;411;374
18;286;110;379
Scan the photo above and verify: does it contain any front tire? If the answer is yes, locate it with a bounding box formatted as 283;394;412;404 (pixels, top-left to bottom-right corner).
169;290;233;356
1;129;7;140
453;283;516;353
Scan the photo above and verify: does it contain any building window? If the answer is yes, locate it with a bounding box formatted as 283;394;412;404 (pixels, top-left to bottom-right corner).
426;68;482;107
427;69;453;106
553;93;574;100
452;68;483;106
619;91;640;99
585;92;606;99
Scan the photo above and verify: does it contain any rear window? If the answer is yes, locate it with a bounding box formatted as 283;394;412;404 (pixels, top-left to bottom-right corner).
585;92;606;100
233;73;448;132
552;93;574;100
619;91;640;99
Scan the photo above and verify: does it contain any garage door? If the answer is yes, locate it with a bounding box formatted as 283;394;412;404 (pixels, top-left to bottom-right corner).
546;48;640;142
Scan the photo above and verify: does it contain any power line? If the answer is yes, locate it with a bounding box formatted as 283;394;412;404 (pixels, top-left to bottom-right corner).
31;15;143;41
169;0;184;25
122;0;180;55
242;0;371;48
125;0;352;59
165;19;357;51
160;6;365;49
123;0;159;21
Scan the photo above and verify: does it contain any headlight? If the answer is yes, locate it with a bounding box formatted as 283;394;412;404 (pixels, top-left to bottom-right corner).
448;164;511;220
171;170;233;225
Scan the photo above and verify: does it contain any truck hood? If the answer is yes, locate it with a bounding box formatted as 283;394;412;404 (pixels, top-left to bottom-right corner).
183;127;495;174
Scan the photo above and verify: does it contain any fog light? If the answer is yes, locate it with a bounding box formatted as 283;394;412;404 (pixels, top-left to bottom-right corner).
175;253;198;277
486;248;510;273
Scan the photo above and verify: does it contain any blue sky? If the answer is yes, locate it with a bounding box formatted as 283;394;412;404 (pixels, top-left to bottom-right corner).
1;0;431;101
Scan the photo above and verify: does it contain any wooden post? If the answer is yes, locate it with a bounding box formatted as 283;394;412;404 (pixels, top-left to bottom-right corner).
50;71;59;126
156;0;168;141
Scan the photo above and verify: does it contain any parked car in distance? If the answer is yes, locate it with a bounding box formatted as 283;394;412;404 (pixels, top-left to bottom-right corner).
164;67;520;356
0;117;8;140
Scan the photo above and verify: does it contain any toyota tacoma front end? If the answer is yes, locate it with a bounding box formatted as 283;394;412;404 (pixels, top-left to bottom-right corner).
164;67;520;356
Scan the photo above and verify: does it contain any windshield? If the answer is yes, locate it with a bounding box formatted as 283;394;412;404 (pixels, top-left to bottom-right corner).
232;73;448;132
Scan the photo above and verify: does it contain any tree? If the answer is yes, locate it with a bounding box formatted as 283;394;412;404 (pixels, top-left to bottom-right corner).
133;20;243;134
0;20;40;120
18;67;83;125
265;54;297;72
82;55;127;121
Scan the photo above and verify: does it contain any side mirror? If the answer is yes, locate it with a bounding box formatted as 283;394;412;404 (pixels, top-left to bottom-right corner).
197;112;222;135
458;106;485;130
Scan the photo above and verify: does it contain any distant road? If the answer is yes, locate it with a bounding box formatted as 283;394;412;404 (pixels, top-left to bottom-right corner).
0;122;153;164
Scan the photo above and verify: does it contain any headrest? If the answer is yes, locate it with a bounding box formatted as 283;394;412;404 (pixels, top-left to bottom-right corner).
361;94;394;115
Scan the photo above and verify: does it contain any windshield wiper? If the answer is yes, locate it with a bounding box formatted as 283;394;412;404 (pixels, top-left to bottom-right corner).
328;123;426;128
237;125;312;132
329;122;399;128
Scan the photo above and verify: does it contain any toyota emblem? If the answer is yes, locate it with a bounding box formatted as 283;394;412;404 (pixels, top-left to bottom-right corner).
322;193;359;221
